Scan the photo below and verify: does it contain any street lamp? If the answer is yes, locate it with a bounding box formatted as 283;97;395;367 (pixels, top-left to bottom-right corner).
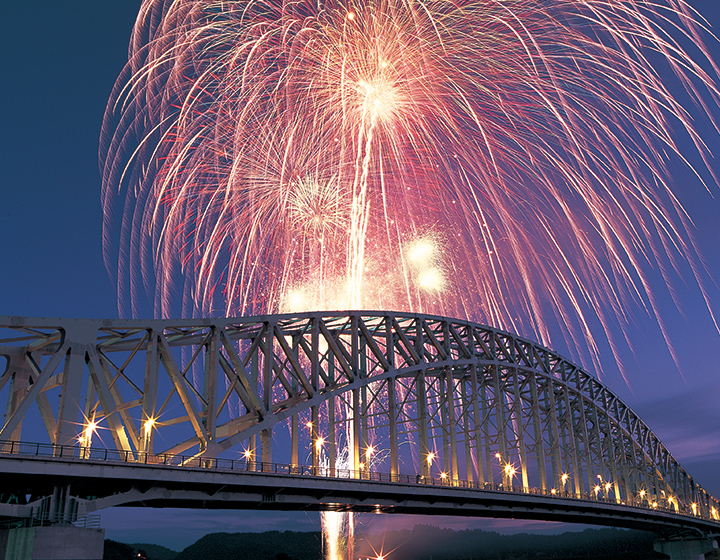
594;475;612;500
559;473;569;495
504;462;517;488
143;417;156;437
81;419;98;447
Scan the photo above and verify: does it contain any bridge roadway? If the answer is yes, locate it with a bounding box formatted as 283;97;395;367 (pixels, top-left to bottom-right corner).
1;442;719;537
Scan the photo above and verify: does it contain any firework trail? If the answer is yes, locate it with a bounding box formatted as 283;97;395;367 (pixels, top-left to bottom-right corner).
101;1;720;556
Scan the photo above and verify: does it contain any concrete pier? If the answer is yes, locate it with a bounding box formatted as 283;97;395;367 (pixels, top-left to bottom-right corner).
0;526;104;560
654;537;719;560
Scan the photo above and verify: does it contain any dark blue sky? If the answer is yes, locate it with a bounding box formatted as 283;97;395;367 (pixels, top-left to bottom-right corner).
1;0;720;550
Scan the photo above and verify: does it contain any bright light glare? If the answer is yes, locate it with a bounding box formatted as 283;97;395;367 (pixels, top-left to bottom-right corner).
144;417;156;435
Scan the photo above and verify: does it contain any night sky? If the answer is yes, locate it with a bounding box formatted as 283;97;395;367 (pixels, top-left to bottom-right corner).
1;0;720;551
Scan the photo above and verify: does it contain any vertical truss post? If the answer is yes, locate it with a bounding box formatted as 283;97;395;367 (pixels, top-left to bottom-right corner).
603;416;622;501
56;345;85;447
309;319;319;468
480;371;494;485
351;317;361;473
359;341;368;469
388;378;398;477
141;331;159;453
625;432;643;501
529;373;547;491
491;365;509;486
262;323;273;464
589;401;606;491
445;367;458;481
328;396;336;472
311;405;319;469
83;357;95;430
440;370;450;477
460;373;473;484
571;377;593;493
417;371;430;478
544;378;562;491
5;356;32;442
560;380;582;494
291;333;301;467
352;388;361;473
291;413;299;467
511;367;529;489
203;328;219;447
470;364;485;484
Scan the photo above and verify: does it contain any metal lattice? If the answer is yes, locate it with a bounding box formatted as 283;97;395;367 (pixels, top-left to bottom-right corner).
0;312;717;520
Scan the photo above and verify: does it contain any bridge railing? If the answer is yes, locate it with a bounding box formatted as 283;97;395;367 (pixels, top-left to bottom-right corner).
0;440;713;522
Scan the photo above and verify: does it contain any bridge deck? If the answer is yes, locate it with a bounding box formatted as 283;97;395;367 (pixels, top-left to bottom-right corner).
1;441;719;537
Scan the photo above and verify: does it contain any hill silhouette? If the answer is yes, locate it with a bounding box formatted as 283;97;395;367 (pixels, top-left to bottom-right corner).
106;526;668;560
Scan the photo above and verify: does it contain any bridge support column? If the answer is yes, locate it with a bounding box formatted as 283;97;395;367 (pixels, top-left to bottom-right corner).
0;526;104;560
653;537;718;560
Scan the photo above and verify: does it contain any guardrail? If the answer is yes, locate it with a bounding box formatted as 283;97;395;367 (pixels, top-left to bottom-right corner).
0;440;715;522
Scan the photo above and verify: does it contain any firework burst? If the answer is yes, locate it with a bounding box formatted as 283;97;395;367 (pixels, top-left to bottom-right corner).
102;0;719;373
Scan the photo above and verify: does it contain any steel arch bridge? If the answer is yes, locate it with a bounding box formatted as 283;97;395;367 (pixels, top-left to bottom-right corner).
0;312;718;533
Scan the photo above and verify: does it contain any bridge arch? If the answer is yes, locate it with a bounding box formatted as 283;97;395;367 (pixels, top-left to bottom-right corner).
0;312;717;524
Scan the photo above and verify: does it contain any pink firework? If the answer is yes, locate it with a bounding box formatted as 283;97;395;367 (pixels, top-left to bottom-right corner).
101;0;720;373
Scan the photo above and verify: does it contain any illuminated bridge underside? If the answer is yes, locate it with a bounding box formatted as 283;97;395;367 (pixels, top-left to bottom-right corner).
0;312;718;531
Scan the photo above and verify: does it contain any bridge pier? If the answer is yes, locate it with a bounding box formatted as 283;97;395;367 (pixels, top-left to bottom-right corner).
0;526;104;560
653;537;718;560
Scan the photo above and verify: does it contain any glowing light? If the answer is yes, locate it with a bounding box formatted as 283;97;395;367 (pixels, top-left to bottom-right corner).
652;502;658;509
639;490;647;499
504;464;516;478
427;452;436;465
561;473;569;485
143;417;156;436
80;419;98;447
605;483;611;492
692;503;698;515
406;238;436;265
551;488;557;495
417;269;445;292
440;472;447;480
243;449;252;459
366;446;374;460
594;485;601;495
315;437;325;450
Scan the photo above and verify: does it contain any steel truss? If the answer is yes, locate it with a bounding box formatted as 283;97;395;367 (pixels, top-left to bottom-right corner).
0;313;717;520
